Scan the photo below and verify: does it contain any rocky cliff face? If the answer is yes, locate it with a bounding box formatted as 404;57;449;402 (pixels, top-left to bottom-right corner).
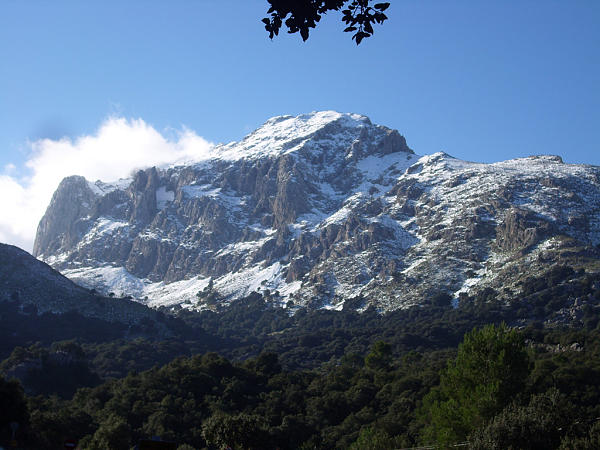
33;111;600;311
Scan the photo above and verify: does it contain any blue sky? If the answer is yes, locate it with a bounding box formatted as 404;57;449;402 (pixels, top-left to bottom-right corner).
0;0;599;250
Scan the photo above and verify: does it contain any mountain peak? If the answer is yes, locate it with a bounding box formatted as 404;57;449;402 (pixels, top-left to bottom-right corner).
215;111;408;161
262;110;370;128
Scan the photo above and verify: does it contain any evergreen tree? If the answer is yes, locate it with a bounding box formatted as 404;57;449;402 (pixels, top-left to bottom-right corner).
420;323;531;446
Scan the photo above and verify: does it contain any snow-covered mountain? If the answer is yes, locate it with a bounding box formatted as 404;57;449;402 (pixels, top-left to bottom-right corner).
33;111;600;311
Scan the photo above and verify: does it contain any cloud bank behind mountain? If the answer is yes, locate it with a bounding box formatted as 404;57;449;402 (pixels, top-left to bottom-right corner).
0;117;213;252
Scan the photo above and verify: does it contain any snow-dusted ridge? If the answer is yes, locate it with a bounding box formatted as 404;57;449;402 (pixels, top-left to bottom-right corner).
215;111;371;161
34;112;600;312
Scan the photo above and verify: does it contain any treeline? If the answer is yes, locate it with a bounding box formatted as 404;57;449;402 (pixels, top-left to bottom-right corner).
2;266;598;383
0;267;599;448
2;323;600;449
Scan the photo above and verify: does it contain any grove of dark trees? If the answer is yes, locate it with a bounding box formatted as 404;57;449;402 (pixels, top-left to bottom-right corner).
1;266;599;448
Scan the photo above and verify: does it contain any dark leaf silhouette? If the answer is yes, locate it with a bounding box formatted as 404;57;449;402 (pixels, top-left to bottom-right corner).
262;0;390;44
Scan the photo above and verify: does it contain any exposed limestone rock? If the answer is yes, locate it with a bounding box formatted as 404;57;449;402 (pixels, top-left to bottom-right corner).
496;208;555;252
33;112;600;311
33;175;96;257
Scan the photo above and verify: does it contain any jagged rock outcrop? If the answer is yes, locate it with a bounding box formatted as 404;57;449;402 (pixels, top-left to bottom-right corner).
495;208;555;252
33;175;97;256
33;111;600;311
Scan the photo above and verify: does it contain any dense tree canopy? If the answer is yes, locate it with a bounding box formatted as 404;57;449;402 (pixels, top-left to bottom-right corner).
420;323;531;445
6;322;600;449
262;0;390;44
1;266;600;448
0;376;29;444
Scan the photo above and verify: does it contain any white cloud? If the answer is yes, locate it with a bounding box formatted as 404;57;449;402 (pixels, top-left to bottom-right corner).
0;117;214;253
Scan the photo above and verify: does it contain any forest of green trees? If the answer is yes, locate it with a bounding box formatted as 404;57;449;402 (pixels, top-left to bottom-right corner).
1;266;599;449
